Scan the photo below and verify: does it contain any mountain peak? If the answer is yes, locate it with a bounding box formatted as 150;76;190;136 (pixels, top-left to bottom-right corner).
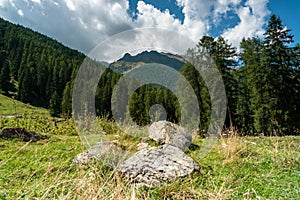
111;50;186;73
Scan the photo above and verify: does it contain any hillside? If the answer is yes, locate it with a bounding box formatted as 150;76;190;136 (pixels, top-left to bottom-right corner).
0;17;84;110
0;94;48;116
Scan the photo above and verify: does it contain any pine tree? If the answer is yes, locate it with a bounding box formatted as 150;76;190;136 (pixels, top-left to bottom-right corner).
180;62;211;135
291;44;300;130
198;36;238;128
238;37;263;134
0;51;14;95
128;91;145;126
260;14;296;134
18;66;38;103
61;81;72;118
49;91;61;117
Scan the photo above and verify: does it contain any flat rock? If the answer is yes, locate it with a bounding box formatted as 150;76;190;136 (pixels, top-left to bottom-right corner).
117;144;200;187
0;127;49;142
149;121;192;151
73;141;126;167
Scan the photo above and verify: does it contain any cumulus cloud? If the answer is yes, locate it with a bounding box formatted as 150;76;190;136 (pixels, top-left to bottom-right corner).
133;1;206;40
222;0;270;47
135;1;181;29
0;0;133;53
0;0;270;58
89;28;196;62
214;0;242;16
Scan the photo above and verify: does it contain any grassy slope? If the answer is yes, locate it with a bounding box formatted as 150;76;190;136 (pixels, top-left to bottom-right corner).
0;113;299;199
0;94;49;116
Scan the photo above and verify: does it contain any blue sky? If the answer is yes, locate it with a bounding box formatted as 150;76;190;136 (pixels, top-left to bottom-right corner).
0;0;299;56
268;0;300;44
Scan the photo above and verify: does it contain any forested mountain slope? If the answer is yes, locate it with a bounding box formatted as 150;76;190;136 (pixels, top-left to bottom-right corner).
0;17;84;109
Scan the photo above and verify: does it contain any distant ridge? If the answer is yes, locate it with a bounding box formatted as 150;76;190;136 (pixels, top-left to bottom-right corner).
109;50;186;73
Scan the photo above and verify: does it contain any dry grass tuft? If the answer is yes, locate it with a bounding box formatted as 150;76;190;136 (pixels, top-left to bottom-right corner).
218;127;245;163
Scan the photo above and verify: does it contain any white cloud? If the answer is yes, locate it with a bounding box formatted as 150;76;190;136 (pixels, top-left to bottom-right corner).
214;0;241;16
0;0;271;56
246;0;270;18
175;0;270;49
125;1;208;56
212;0;241;25
222;0;270;48
89;28;196;62
176;0;213;20
60;0;132;33
135;1;181;29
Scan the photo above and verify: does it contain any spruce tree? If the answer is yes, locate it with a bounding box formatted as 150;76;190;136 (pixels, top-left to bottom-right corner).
61;81;72;118
180;62;211;135
198;36;238;128
261;14;296;134
0;52;14;95
291;44;300;130
238;37;263;134
49;91;61;117
128;91;145;126
18;66;37;103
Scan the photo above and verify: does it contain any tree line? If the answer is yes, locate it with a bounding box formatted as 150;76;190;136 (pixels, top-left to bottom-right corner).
0;15;299;136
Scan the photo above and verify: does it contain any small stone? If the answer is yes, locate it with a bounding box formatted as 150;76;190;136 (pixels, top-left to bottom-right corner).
73;141;126;167
149;121;192;151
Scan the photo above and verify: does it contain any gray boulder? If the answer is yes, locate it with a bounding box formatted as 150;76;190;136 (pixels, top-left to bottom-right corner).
149;121;192;151
117;144;200;187
73;141;126;167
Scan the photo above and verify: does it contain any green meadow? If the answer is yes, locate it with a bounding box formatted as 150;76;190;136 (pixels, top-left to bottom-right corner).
0;95;299;199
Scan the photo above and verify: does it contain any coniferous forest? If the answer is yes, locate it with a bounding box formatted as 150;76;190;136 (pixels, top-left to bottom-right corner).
0;15;299;136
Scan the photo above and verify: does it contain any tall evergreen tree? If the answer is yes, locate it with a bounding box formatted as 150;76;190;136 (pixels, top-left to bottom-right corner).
291;44;300;130
180;62;211;135
49;91;61;117
18;66;38;104
61;81;72;118
0;51;14;95
128;91;146;126
198;36;238;128
238;37;264;134
260;14;296;134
